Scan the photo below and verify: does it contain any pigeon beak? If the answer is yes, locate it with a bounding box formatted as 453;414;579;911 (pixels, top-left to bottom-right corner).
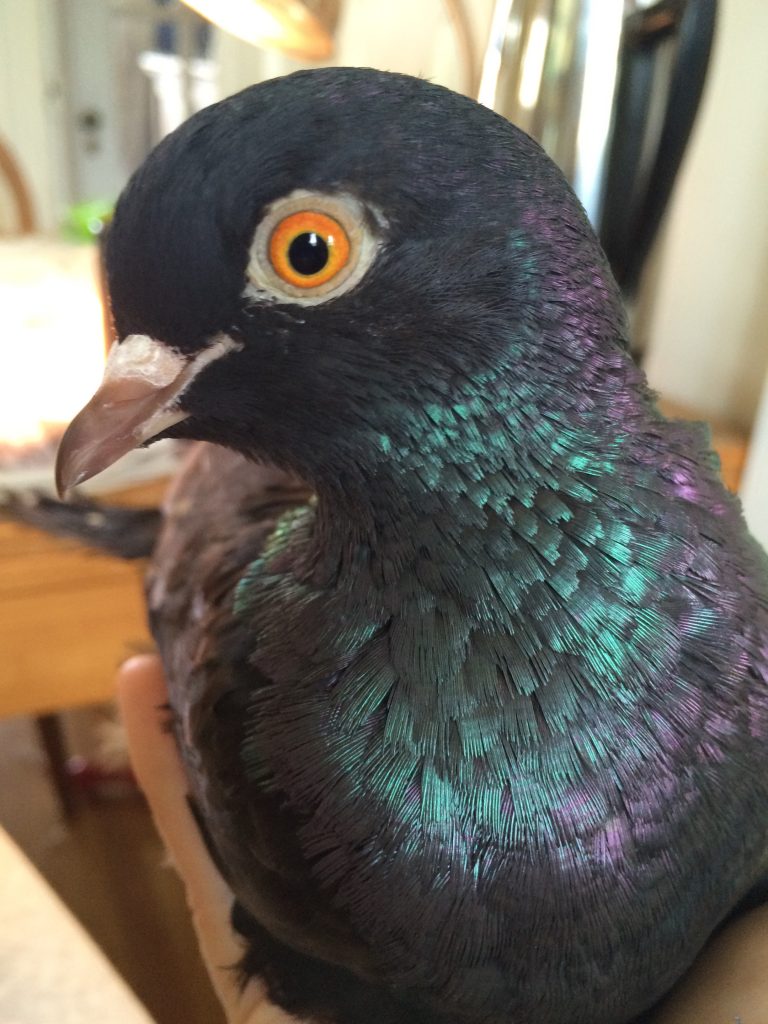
55;332;240;497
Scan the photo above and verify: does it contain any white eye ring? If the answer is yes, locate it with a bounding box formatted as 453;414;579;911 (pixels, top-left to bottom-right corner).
245;189;382;307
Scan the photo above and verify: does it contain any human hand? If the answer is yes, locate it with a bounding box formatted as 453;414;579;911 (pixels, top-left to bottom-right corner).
116;655;296;1024
117;655;768;1024
643;897;768;1024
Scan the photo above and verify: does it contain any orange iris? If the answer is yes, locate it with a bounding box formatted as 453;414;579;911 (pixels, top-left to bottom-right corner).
268;210;351;289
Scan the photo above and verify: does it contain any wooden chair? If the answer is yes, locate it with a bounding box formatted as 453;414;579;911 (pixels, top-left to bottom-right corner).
0;136;36;235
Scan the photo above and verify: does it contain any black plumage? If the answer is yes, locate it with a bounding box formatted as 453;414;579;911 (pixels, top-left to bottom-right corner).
11;68;768;1024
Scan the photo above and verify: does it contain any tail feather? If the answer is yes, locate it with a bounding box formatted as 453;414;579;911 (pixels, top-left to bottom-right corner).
0;490;161;559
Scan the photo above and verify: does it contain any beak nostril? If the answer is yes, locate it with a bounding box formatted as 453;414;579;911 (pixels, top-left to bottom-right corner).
104;334;188;389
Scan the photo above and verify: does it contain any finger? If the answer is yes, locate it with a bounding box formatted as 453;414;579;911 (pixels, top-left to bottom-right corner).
116;655;246;1009
651;902;768;1023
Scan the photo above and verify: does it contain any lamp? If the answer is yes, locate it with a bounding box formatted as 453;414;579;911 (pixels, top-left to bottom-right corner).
179;0;339;61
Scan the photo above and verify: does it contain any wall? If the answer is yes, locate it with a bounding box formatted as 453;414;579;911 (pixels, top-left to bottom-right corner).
740;368;768;547
0;0;70;233
214;0;494;101
60;0;144;204
642;0;768;432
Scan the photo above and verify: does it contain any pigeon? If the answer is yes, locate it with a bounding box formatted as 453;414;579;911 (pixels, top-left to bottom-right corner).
36;67;768;1023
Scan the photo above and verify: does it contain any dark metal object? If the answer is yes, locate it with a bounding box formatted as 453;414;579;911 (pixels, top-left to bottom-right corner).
480;0;718;295
599;0;718;294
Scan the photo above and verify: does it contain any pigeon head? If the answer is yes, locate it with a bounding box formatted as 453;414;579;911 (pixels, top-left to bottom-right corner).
56;67;627;498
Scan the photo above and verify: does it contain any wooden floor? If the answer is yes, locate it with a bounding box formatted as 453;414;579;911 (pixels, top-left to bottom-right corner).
0;713;224;1024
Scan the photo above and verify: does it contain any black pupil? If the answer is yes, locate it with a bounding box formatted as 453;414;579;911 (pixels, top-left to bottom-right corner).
288;232;330;276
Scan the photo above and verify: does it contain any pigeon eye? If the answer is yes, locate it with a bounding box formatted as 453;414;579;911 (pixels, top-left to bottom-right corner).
269;211;351;289
246;190;381;306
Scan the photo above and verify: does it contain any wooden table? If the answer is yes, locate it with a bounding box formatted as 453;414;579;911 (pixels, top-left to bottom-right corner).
0;480;164;813
0;481;163;719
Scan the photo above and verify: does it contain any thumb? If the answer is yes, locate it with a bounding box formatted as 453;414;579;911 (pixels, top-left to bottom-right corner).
116;655;260;1018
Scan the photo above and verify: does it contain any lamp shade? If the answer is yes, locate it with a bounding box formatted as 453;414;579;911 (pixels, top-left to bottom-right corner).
179;0;338;61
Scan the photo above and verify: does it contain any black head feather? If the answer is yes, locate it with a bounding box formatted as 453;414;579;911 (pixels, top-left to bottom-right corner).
105;68;626;485
77;67;768;1024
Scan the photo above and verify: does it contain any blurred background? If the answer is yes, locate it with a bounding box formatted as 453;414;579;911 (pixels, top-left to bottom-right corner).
0;1;766;1022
